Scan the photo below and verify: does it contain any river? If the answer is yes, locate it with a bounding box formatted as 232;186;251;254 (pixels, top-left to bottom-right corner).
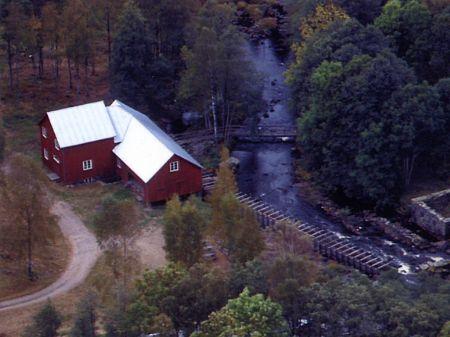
231;38;447;275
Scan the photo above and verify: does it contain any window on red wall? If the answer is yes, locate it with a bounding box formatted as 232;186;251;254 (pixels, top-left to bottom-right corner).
83;159;93;171
54;139;60;150
43;148;49;160
42;126;48;138
169;161;179;172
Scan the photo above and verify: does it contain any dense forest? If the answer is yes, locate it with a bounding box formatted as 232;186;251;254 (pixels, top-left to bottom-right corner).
285;0;450;210
0;0;264;142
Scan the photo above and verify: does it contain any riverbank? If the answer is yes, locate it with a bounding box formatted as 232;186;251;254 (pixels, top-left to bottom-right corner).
230;13;449;275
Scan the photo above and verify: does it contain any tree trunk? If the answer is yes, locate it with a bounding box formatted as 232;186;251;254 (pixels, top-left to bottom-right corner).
75;63;81;101
403;154;417;187
15;58;21;94
203;109;210;130
38;46;44;78
225;102;232;142
31;53;37;78
106;6;112;67
156;16;162;56
84;56;89;96
7;40;13;89
210;74;218;142
26;212;33;281
67;56;73;89
54;40;60;85
91;54;96;76
55;41;59;81
122;237;127;287
223;78;231;141
211;92;218;142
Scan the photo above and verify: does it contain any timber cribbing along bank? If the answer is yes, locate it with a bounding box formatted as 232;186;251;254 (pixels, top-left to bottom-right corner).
202;172;394;276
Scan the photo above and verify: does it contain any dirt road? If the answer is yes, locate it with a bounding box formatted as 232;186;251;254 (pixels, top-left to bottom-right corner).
0;201;100;312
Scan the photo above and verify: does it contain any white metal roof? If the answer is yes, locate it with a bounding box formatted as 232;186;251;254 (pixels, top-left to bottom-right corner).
47;101;116;148
109;100;202;183
112;118;174;182
107;103;133;143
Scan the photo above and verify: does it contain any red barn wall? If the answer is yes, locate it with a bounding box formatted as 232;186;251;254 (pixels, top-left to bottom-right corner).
39;116;63;178
39;115;116;184
115;157;147;198
62;138;116;184
146;154;202;203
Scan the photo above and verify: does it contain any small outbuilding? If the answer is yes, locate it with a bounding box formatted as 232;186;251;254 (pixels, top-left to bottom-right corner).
39;100;203;203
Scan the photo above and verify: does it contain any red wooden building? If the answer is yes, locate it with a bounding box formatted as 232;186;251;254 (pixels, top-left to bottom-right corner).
39;100;203;203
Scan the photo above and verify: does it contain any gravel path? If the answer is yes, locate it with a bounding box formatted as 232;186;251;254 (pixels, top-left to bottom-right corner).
0;201;100;312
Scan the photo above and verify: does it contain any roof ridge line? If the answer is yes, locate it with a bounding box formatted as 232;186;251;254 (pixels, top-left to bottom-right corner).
105;106;120;140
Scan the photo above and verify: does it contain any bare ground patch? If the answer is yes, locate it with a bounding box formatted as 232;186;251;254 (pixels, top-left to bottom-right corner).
133;219;167;270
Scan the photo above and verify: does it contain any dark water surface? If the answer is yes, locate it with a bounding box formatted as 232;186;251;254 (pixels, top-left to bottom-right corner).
232;39;447;274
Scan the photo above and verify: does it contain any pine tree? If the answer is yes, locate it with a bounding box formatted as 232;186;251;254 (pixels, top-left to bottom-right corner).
110;0;152;108
71;293;97;337
23;300;61;337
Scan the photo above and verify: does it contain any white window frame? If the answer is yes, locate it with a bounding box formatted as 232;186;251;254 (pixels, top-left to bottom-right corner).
117;158;122;169
43;148;49;160
53;154;60;164
169;161;179;172
82;159;93;171
42;126;48;138
54;138;60;150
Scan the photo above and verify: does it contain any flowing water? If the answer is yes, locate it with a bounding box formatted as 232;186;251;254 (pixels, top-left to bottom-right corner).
232;39;448;275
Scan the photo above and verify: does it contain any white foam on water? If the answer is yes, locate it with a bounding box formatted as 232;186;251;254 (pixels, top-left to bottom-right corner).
398;263;412;275
334;232;350;239
382;239;395;246
430;256;445;263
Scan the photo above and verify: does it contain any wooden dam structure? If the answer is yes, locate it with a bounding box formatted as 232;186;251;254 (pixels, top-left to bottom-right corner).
202;172;395;276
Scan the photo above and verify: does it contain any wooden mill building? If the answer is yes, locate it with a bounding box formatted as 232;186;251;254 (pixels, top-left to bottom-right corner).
39;100;203;203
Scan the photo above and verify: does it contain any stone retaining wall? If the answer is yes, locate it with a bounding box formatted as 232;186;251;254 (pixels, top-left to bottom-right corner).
411;189;450;240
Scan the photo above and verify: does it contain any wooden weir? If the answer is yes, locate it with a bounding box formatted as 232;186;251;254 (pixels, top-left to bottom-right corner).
202;172;394;276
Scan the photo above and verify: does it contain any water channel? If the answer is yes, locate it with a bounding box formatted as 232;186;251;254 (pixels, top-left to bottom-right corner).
231;38;447;275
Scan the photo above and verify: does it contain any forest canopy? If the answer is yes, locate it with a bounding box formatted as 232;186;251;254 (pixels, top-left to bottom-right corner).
286;0;450;210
